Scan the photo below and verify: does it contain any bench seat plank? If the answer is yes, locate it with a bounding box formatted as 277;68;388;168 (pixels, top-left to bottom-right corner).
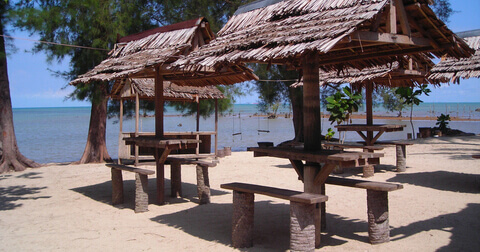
106;163;155;175
326;176;403;192
221;182;327;204
166;157;218;167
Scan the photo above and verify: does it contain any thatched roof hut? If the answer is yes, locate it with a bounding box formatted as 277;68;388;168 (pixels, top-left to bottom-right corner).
70;17;257;86
110;78;225;101
429;29;480;83
173;0;472;72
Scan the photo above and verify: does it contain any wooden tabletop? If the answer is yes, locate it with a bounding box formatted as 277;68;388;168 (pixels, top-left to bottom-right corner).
248;146;383;164
335;124;406;132
124;136;200;149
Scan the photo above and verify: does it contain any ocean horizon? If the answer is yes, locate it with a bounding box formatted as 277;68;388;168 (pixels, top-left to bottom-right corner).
11;103;480;164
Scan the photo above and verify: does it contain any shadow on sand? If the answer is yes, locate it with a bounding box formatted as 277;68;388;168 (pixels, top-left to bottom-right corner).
387;171;480;193
70;178;228;211
0;184;50;211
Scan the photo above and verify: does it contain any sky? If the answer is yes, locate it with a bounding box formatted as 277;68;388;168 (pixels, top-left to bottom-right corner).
7;1;480;108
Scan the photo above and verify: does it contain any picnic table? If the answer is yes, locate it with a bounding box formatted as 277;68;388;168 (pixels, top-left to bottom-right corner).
335;124;406;146
124;136;200;205
247;146;383;246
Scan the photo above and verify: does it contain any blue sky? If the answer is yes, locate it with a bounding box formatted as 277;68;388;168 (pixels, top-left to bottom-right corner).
8;1;480;108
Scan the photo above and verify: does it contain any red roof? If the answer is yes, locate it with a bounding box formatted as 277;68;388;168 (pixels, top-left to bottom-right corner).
118;18;203;43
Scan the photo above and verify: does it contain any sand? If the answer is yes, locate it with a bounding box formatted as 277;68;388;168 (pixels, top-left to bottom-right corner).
1;136;479;251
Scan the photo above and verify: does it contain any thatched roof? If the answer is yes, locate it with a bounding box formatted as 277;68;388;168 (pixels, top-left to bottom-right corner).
70;17;257;86
291;55;439;88
429;29;480;83
173;0;472;73
110;78;225;101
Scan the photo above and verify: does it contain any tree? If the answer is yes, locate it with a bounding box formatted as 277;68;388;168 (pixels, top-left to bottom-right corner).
13;0;157;163
396;85;431;139
0;1;41;173
376;87;406;117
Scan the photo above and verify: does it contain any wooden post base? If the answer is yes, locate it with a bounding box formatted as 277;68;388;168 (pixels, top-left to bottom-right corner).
134;173;149;213
290;201;316;252
367;189;389;244
196;165;211;204
232;191;254;248
111;168;124;205
170;161;182;198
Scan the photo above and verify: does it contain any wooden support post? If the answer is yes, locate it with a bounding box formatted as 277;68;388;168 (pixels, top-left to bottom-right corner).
135;93;140;166
290;201;316;252
232;191;254;248
396;144;407;172
170;161;182;198
155;66;164;138
366;82;374;144
215;99;218;158
386;0;397;34
134;173;149;213
302;52;321;151
111;168;124;205
303;164;322;246
196;164;211;204
367;190;389;244
119;99;123;164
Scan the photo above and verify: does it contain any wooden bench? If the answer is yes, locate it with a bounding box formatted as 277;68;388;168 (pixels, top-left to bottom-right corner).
106;163;155;213
373;141;413;172
167;157;218;204
325;176;403;244
221;182;328;251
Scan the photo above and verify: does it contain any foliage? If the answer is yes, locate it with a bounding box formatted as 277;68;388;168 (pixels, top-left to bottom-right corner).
325;128;335;142
435;113;451;133
325;87;362;125
431;0;454;23
396;84;431;139
376;88;406;117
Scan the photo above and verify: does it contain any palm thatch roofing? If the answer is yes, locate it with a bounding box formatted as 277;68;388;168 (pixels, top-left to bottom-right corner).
291;55;440;89
110;78;225;101
173;0;472;73
70;17;257;86
429;29;480;83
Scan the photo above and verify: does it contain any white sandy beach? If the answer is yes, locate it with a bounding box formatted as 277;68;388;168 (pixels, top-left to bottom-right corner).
1;136;479;251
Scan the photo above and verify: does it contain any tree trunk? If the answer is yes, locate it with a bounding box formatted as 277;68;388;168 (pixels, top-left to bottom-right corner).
0;20;41;173
289;86;304;142
77;83;112;163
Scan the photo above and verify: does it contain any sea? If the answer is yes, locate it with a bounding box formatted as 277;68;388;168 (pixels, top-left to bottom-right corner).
11;103;480;164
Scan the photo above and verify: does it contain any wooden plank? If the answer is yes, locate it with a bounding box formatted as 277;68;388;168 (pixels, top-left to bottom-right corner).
395;0;411;35
325;176;403;192
221;183;327;204
314;163;336;185
106;163;155;175
386;0;397;34
323;143;385;151
351;31;432;47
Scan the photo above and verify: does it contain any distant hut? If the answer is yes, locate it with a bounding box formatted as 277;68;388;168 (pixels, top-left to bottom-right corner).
429;29;480;83
111;78;225;163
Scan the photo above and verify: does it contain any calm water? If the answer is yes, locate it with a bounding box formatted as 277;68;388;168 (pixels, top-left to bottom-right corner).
12;103;480;164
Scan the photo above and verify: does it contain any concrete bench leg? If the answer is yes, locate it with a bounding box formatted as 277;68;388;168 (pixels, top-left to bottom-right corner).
396;144;407;172
362;165;375;178
232;191;254;248
367;189;389;244
170;161;182;198
134;173;149;213
290;201;316;252
196;165;211;204
111;168;124;205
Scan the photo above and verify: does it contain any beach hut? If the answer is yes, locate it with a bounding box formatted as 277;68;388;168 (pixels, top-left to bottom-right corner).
172;0;472;248
429;29;480;83
70;17;258;205
110;78;225;164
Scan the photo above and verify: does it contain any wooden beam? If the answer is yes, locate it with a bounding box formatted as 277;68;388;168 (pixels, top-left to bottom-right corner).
350;31;432;47
386;0;397;34
302;52;321;152
155;66;164;138
394;0;411;36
